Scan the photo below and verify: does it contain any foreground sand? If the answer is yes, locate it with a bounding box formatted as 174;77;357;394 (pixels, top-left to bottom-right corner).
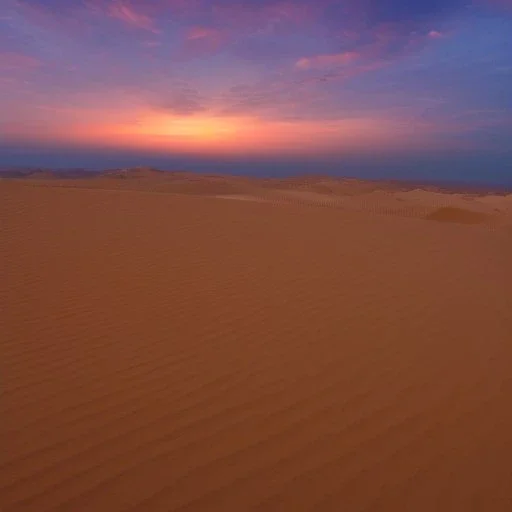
1;176;511;511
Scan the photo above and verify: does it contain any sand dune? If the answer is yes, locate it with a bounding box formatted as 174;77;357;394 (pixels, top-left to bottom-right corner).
1;176;511;511
12;170;511;227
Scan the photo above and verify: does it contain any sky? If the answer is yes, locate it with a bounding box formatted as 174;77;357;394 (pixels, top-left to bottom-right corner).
1;0;511;184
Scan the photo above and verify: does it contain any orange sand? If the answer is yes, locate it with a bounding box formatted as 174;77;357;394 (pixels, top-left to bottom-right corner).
1;174;511;511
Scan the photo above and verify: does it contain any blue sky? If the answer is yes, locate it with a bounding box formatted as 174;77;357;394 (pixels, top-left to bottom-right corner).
1;0;511;184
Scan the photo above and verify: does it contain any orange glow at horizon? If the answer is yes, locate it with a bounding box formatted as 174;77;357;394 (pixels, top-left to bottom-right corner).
128;114;241;141
3;101;446;156
89;113;423;155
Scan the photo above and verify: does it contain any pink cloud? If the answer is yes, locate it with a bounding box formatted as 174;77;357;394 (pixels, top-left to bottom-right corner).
141;40;162;48
296;51;360;70
293;18;454;87
259;1;313;27
210;0;317;35
106;1;159;33
296;61;388;87
296;19;442;74
183;26;226;55
294;25;432;84
0;52;41;69
428;30;444;39
186;27;222;41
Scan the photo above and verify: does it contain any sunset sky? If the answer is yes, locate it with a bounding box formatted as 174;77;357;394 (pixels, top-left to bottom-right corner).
1;0;511;183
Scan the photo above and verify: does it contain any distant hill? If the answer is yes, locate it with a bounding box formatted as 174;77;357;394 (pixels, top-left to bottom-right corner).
0;168;52;179
0;168;99;179
1;166;510;195
0;166;170;181
25;170;58;179
101;167;167;179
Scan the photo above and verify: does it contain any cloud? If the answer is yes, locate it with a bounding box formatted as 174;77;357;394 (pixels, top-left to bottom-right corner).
0;52;41;69
296;51;360;70
3;0;512;143
292;28;425;84
219;74;360;121
141;40;161;48
156;86;206;115
182;26;226;55
186;27;221;41
161;0;318;40
428;30;444;38
104;1;159;33
212;1;314;33
159;0;471;67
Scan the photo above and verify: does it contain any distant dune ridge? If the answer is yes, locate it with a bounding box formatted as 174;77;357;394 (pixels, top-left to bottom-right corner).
1;170;512;511
2;167;512;226
102;167;167;179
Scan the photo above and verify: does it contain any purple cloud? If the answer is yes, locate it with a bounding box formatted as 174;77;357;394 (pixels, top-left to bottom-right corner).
156;85;206;115
0;51;41;69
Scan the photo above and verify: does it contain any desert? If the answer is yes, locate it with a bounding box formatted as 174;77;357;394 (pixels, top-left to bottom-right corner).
2;171;511;511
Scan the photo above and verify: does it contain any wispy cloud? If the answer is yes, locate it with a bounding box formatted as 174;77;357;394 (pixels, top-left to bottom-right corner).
213;1;314;34
428;30;444;39
105;1;159;33
141;40;161;48
296;51;360;70
2;0;512;166
155;85;206;116
180;26;227;57
0;52;41;69
186;26;222;42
